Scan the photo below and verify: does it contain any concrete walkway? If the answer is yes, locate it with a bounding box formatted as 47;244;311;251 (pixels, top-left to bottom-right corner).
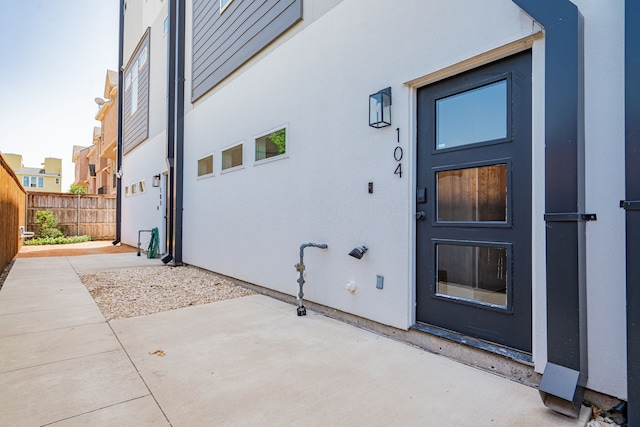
0;254;591;426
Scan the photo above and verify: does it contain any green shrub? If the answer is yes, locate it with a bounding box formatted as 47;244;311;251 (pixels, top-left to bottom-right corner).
24;235;92;246
34;210;63;239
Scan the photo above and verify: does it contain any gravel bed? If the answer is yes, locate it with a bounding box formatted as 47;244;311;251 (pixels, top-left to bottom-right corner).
80;265;255;321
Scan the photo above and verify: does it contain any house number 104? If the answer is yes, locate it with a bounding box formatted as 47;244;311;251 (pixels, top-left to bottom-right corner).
394;128;403;178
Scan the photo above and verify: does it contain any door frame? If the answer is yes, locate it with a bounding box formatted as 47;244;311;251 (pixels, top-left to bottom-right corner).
405;35;544;364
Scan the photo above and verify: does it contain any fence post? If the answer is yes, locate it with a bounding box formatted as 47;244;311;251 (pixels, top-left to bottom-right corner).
77;193;80;236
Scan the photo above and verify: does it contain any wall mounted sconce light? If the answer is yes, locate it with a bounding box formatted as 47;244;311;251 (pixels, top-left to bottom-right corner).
348;246;368;260
369;87;392;128
152;174;161;187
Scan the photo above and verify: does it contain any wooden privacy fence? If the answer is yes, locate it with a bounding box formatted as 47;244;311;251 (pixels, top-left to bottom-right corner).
0;154;26;272
27;192;116;240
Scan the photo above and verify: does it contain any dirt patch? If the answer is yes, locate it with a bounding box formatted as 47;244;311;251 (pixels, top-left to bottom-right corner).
16;241;137;258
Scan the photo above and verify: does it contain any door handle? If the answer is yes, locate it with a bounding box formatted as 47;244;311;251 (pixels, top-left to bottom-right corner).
415;211;426;221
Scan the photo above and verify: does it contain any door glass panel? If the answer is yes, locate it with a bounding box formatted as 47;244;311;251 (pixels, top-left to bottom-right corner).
437;164;507;222
436;80;507;149
436;244;507;307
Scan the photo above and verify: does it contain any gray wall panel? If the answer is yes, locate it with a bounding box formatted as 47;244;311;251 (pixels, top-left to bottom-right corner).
192;0;302;101
123;30;150;154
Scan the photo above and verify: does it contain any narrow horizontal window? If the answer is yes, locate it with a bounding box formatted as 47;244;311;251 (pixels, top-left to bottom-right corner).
197;154;214;177
255;127;287;162
222;144;243;171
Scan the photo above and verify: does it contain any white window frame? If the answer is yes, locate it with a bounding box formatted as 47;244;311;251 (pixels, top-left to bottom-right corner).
220;0;234;14
254;124;289;166
197;153;215;179
163;16;169;36
221;142;244;173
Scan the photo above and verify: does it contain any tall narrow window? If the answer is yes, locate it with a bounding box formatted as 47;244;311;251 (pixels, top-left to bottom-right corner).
30;176;37;188
220;0;234;13
38;177;44;188
131;60;139;115
22;176;28;187
255;127;287;162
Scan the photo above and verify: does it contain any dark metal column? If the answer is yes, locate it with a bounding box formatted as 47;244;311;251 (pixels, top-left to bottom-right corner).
512;0;589;418
625;0;640;424
113;0;125;246
163;0;185;266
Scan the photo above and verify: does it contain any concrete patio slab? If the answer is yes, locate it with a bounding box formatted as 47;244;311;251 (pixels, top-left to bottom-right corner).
0;350;150;427
0;289;96;314
0;323;121;373
0;303;104;337
46;396;170;427
67;253;163;274
0;253;590;426
111;294;590;427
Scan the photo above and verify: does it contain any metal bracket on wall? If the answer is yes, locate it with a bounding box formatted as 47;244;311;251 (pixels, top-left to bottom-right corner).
620;200;640;211
543;213;597;222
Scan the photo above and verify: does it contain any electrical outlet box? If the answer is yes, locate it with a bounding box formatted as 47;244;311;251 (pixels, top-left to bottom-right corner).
376;275;384;289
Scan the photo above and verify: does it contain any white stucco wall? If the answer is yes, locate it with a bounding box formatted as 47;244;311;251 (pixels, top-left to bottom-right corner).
122;0;169;250
574;0;626;399
181;1;536;333
123;0;628;399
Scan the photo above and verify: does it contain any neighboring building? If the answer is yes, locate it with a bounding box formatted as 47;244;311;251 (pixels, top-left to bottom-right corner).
119;0;637;418
71;145;90;191
4;153;62;193
73;70;119;195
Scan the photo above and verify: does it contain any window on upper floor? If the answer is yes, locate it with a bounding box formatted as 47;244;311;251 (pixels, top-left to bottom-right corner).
38;177;44;188
220;0;234;14
139;180;146;193
138;47;148;69
164;16;168;36
131;60;139;115
22;176;28;187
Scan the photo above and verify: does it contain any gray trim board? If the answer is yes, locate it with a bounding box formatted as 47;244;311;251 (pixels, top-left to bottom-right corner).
191;0;302;101
512;0;587;418
626;0;640;423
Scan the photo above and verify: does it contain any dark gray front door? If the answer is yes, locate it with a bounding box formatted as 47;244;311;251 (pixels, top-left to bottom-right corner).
416;51;532;352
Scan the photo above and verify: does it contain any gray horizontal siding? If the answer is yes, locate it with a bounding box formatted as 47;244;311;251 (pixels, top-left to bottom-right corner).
123;29;150;154
192;0;302;101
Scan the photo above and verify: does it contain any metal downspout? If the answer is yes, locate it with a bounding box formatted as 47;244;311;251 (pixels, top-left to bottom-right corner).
164;0;185;266
174;0;185;265
625;0;640;423
113;0;124;246
512;0;588;418
164;0;177;263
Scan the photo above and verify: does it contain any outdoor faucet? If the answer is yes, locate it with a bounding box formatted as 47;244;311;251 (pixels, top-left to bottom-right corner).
294;243;328;316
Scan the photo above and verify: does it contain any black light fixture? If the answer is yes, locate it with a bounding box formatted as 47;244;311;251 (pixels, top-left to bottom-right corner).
369;87;392;128
152;174;161;187
349;246;368;259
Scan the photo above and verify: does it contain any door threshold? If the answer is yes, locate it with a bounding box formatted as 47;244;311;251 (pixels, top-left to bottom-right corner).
411;322;533;365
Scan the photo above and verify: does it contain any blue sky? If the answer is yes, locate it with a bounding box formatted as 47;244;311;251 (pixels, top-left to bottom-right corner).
0;0;119;191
